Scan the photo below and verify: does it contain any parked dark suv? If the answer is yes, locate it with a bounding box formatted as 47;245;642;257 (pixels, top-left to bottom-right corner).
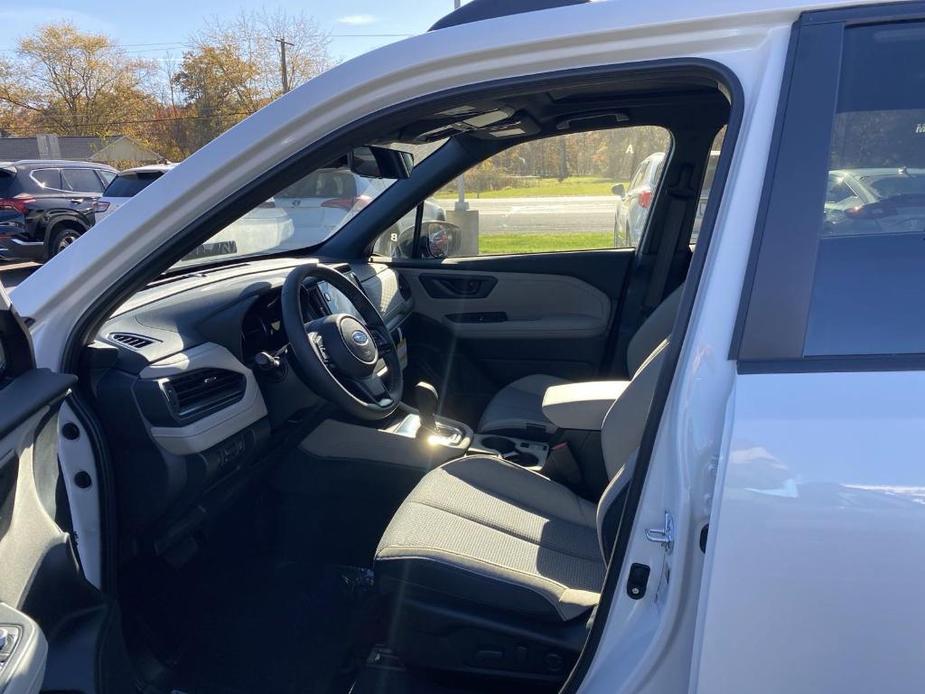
0;160;117;261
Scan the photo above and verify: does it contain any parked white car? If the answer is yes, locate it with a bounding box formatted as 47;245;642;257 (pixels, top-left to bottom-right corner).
3;1;925;694
97;164;445;260
275;166;447;252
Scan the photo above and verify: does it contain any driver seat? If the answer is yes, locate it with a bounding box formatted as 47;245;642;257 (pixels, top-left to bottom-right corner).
374;340;668;680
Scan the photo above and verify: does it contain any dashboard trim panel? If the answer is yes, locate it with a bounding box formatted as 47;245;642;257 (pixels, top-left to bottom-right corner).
140;342;268;455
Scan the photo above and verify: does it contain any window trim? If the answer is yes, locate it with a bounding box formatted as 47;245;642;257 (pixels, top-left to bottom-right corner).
732;2;925;373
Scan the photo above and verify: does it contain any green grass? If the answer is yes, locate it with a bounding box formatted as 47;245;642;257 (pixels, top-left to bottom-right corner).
478;232;614;255
435;176;623;200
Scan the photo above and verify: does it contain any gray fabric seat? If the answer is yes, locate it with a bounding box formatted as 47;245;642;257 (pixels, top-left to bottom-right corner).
376;455;603;621
478;284;684;436
376;338;670;624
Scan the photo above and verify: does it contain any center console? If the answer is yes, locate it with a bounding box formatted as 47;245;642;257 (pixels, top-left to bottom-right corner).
299;381;474;470
469;434;549;469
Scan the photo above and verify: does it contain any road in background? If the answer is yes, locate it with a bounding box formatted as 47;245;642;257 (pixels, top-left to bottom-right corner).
445;195;617;234
0;263;38;292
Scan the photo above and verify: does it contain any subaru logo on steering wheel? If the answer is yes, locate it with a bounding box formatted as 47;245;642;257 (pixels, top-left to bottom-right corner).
351;330;370;346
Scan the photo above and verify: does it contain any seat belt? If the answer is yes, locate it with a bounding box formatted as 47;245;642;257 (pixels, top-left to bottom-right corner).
644;163;695;310
607;164;695;377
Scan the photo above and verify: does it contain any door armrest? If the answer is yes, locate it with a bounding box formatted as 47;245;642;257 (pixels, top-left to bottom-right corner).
541;380;629;431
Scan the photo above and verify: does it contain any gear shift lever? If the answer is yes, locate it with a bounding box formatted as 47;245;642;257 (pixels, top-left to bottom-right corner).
415;381;439;436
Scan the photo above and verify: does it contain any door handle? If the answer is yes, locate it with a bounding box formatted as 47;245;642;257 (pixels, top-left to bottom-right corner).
420;274;497;299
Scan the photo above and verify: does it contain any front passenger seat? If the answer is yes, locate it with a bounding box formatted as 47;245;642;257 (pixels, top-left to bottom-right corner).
375;338;670;680
477;284;683;438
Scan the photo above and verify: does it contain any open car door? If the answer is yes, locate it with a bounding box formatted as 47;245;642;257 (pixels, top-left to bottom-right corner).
0;280;78;693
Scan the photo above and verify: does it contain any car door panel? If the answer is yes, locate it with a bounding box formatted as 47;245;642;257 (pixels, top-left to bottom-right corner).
405;268;610;340
394;249;634;420
0;284;79;694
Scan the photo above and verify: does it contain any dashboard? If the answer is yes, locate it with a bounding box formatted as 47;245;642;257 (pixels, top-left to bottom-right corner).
89;260;413;554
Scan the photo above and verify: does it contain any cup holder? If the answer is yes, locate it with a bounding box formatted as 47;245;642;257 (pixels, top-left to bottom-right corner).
481;436;516;455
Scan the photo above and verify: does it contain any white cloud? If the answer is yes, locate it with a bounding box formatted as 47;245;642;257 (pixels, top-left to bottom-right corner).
337;14;377;26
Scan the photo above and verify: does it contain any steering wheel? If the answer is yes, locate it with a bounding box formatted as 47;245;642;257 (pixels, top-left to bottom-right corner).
281;261;403;421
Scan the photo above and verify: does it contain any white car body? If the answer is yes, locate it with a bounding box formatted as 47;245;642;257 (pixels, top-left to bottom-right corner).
6;1;924;692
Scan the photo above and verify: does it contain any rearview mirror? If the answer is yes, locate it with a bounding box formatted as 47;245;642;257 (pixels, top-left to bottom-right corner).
349;146;414;180
611;183;626;197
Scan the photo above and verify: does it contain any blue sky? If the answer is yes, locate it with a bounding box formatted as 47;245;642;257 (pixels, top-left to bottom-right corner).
0;2;466;62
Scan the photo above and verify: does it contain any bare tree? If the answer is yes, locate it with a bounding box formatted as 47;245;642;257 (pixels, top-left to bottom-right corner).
193;8;333;100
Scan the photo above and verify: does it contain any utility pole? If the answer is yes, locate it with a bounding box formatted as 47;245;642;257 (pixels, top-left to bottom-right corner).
275;36;295;93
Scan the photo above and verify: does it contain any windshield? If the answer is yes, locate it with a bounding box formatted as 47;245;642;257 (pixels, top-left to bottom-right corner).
170;141;443;271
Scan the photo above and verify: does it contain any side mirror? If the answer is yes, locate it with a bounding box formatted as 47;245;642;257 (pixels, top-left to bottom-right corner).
611;183;626;197
350;146;414;179
419;221;461;259
394;221;462;259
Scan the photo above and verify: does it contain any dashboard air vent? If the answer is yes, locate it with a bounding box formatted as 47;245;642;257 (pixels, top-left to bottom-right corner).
110;332;156;350
162;368;246;421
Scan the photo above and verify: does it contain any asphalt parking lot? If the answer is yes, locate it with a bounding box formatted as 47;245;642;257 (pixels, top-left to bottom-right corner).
0;262;38;292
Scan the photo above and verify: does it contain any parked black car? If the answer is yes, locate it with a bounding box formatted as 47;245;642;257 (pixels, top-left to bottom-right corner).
0;160;117;262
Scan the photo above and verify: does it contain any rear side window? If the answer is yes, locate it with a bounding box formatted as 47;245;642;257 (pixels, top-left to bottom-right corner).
806;23;925;356
31;169;63;191
104;172;163;198
737;15;925;365
61;168;103;193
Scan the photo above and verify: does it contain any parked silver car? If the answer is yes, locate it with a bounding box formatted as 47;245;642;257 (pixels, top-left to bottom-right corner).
825;167;925;235
613;152;665;246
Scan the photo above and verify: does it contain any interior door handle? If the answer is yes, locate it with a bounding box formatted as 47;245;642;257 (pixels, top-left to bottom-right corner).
420;274;497;299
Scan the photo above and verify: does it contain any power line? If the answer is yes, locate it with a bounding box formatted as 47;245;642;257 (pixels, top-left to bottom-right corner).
17;110;257;133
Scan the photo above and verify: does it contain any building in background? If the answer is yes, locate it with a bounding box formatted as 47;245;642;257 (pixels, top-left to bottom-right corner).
0;134;165;168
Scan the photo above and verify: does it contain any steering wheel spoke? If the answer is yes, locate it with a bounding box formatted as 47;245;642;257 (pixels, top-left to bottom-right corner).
307;331;333;368
349;374;393;407
371;327;394;354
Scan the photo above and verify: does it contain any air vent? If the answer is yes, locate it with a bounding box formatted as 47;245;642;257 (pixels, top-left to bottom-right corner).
161;368;246;421
110;332;156;349
397;275;412;301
